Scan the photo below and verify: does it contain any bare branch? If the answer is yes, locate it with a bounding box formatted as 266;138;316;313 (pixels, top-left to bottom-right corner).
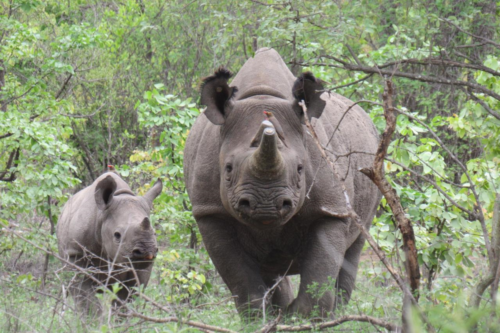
257;309;282;333
0;148;19;182
377;58;500;77
55;73;73;100
393;146;470;188
345;44;362;66
117;311;238;333
325;99;375;147
466;91;500;121
389;106;492;264
440;18;500;49
274;314;400;332
470;194;500;308
359;80;421;300
304;58;500;102
386;157;474;215
0;132;13;140
327;74;373;92
262;262;292;324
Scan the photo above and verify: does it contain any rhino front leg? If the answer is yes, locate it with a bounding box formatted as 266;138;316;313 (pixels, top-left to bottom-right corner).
198;217;268;317
287;219;347;318
69;276;102;317
262;275;294;310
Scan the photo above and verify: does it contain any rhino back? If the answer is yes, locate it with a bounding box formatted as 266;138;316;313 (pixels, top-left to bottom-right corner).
57;172;131;258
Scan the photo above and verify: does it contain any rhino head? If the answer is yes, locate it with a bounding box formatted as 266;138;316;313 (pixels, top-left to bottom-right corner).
94;175;162;263
200;67;325;229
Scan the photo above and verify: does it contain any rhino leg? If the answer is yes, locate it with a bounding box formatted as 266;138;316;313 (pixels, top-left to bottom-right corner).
334;234;365;308
69;275;102;317
197;217;268;317
115;264;153;303
287;219;347;318
262;275;294;310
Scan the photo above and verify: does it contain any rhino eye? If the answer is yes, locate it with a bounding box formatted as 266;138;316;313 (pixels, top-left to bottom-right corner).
297;164;303;175
225;164;233;173
114;232;121;241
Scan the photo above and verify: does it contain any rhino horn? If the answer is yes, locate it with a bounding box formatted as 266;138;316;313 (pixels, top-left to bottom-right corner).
143;179;163;209
141;217;152;230
251;125;284;179
250;120;273;147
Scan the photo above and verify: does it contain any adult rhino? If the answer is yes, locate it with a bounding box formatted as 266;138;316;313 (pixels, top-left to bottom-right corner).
184;48;381;317
57;171;162;314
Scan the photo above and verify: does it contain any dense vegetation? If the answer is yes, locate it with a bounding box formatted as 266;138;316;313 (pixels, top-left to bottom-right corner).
1;0;499;332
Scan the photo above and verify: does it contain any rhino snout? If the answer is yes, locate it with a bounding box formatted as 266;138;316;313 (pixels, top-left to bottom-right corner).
234;193;295;226
130;245;158;261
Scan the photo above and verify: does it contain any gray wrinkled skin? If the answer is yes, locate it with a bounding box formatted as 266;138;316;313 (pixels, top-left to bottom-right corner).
57;172;162;314
184;48;382;318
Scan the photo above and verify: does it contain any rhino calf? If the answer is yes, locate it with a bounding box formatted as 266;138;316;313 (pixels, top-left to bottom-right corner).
57;172;162;314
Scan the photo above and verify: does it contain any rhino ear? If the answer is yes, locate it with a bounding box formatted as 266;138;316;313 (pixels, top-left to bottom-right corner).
95;175;117;210
200;67;238;125
292;72;326;121
143;179;162;209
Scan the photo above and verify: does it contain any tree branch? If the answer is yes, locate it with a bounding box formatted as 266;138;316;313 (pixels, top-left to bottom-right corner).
358;81;421;331
327;74;373;92
273;315;400;332
117;311;238;333
377;57;500;77
466;91;500;121
440;18;500;49
386;157;474;216
305;58;500;102
0;148;19;182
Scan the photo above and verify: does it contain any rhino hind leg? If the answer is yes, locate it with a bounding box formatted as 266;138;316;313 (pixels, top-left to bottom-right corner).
334;235;365;309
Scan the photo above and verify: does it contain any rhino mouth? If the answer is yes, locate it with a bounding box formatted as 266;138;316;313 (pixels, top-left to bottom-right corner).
235;203;295;228
126;244;158;263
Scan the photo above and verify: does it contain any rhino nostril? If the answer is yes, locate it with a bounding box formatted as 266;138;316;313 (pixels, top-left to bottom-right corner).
132;249;143;257
283;199;292;209
237;198;254;215
238;198;251;210
277;198;293;212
